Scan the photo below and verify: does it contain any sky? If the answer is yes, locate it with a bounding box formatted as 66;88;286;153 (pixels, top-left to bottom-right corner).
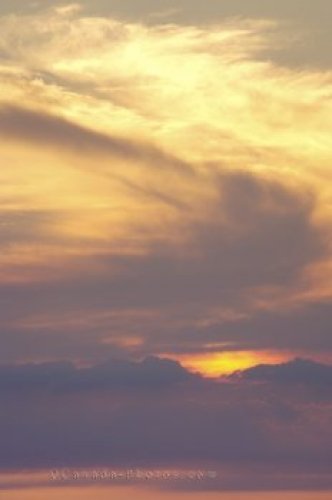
0;1;331;498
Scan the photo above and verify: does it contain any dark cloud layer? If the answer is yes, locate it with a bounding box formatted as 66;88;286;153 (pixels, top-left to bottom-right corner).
0;357;331;488
0;356;330;395
0;356;197;395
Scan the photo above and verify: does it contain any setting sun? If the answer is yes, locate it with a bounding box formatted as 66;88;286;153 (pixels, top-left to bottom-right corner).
171;351;289;377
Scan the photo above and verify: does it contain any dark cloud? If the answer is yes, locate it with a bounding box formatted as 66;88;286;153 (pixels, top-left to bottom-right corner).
0;328;126;365
185;302;332;355
0;357;331;486
0;105;193;176
0;356;198;395
230;357;332;386
0;210;54;246
89;171;323;309
0;171;326;364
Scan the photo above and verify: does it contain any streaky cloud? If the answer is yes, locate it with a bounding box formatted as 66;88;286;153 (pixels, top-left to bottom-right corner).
0;105;194;176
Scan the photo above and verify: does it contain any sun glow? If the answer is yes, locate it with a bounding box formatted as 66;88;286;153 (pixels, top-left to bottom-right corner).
172;351;289;377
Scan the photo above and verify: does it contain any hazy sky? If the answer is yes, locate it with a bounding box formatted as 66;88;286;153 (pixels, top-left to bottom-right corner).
3;486;332;500
0;1;331;498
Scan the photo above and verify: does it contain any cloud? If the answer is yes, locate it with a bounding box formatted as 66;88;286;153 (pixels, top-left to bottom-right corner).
0;357;331;486
189;302;332;356
0;356;198;395
0;105;193;176
0;169;326;365
0;5;331;493
231;357;332;386
0;210;54;246
0;0;330;386
0;0;331;69
91;171;323;307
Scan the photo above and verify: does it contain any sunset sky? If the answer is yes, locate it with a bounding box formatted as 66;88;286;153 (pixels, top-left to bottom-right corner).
0;1;331;498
